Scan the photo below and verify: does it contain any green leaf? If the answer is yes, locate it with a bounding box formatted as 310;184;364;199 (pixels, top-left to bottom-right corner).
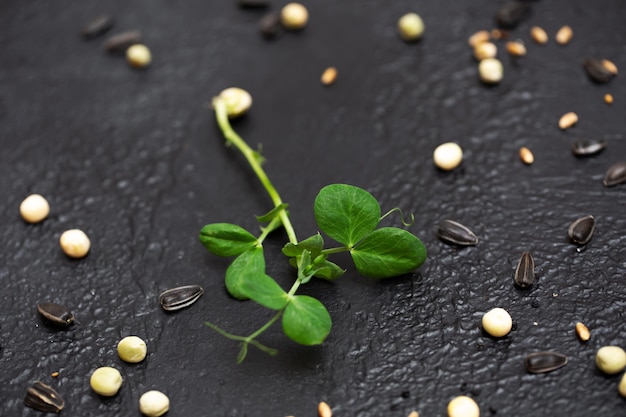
225;247;265;300
350;227;427;278
239;273;289;310
310;259;345;280
199;223;258;257
256;203;289;223
314;184;381;247
282;295;332;345
282;233;324;258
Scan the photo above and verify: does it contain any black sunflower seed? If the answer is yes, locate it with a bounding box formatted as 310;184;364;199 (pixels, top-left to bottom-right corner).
437;219;478;246
495;2;532;29
525;351;568;374
571;140;606;157
159;285;204;311
514;251;535;288
102;30;141;53
37;302;74;327
568;215;596;245
583;58;615;84
602;161;626;187
81;15;114;39
24;381;64;413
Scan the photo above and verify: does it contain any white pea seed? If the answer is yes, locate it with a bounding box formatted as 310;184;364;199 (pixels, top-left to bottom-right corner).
397;13;424;42
280;3;308;30
505;40;527;57
555;25;573;45
595;346;626;374
473;42;497;61
558;112;578;130
59;229;91;258
117;335;147;363
139;390;170;417
482;307;512;337
318;401;332;417
433;142;463;171
478;58;503;84
218;87;253;118
90;366;123;396
321;67;338;86
575;322;590;341
447;395;480;417
126;44;152;68
519;147;534;165
530;26;548;44
19;194;50;223
468;30;490;47
619;372;626;397
408;411;419;417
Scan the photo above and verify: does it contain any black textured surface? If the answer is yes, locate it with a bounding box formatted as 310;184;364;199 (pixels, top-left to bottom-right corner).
1;1;625;416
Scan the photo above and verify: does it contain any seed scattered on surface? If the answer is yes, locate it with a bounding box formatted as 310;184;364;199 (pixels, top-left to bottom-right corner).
583;58;616;84
571;139;606;157
447;395;479;417
280;2;308;30
478;57;503;84
530;26;548;44
218;87;253;118
321;67;338;86
237;0;271;8
495;1;531;29
60;229;91;258
259;12;282;37
603;161;626;187
620;373;626;397
604;93;614;104
139;390;170;417
90;366;123;396
318;401;332;417
81;15;114;39
437;219;478;246
37;302;75;327
525;351;568;373
473;41;497;61
482;307;512;337
468;30;490;47
568;215;595;245
159;285;204;311
20;194;50;224
514;251;535;288
24;381;64;413
397;12;425;42
519;146;534;165
596;346;626;375
126;44;152;68
102;30;141;53
408;411;419;417
558;112;578;130
505;40;526;56
575;322;590;342
602;59;618;75
555;25;573;45
490;28;508;40
118;336;148;363
433;142;463;171
51;372;59;378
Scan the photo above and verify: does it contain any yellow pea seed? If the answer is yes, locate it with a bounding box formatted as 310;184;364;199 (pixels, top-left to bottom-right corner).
558;112;578;130
321;67;338;86
473;42;497;61
59;229;91;258
397;13;425;42
530;26;548;44
468;30;490;47
575;322;590;341
90;367;123;396
555;25;573;45
126;44;152;68
448;396;479;417
604;93;614;104
280;3;308;30
318;401;332;417
519;147;534;165
117;335;148;363
596;346;626;374
619;373;626;397
218;87;253;118
20;194;50;223
506;40;526;57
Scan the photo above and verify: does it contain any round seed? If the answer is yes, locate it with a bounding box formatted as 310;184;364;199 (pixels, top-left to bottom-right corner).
117;336;148;363
321;67;338;86
280;3;308;30
447;396;479;417
433;142;463;171
530;26;548;44
59;229;91;258
604;93;614;104
20;194;50;224
90;367;123;396
505;40;526;57
519;146;534;164
468;30;490;47
596;346;626;374
473;42;497;61
558;112;578;130
397;13;425;42
619;373;626;397
126;44;152;68
139;390;170;417
478;57;503;84
575;322;590;341
482;307;512;337
218;87;253;118
555;25;573;45
318;401;332;417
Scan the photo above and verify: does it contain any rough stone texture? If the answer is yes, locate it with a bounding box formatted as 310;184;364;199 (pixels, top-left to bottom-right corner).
1;1;625;416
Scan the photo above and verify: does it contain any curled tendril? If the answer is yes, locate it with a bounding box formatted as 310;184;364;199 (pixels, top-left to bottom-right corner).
380;207;415;227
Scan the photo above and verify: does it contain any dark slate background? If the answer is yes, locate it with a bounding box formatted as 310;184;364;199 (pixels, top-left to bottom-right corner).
1;0;625;416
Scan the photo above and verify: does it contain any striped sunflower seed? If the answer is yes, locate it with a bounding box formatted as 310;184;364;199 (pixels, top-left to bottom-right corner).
24;381;64;413
159;285;204;311
602;161;626;187
568;215;595;245
514;251;535;288
571;140;606;157
37;302;74;327
525;351;568;373
437;219;478;246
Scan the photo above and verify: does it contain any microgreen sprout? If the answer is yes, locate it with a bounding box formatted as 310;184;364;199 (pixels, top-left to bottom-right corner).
201;88;427;363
